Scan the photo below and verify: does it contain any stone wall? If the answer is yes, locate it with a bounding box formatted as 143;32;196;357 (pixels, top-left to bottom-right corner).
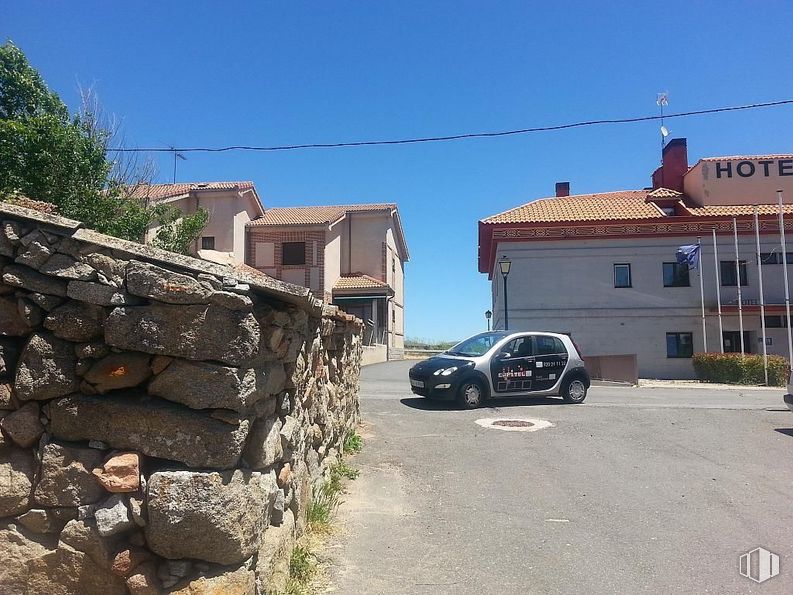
0;204;362;594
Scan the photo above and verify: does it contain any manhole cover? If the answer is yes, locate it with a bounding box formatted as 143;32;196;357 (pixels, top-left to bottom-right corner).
475;417;554;432
493;419;535;428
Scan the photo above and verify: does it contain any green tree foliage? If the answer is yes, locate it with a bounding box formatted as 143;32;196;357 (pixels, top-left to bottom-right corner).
0;42;66;120
0;41;207;254
151;205;210;255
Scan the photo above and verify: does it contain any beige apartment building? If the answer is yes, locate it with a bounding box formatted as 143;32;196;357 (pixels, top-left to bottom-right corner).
130;183;409;363
131;181;264;263
479;139;793;379
246;203;409;362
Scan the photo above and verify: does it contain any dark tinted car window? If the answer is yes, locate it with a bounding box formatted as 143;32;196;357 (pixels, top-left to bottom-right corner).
448;332;507;357
535;335;565;355
501;337;532;357
514;337;533;356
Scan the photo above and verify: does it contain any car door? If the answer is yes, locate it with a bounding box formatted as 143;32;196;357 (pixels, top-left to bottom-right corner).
532;335;569;391
490;335;535;394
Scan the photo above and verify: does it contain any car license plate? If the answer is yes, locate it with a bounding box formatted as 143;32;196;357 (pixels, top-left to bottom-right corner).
410;379;424;388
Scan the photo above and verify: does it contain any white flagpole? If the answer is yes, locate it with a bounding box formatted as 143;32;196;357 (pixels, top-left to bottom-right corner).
778;189;793;369
754;206;768;384
712;227;724;352
697;236;707;352
733;217;745;356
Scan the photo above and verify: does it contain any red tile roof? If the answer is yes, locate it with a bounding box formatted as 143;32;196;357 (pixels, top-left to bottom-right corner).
646;187;683;199
687;203;793;216
247;203;397;227
698;154;793;162
482;189;793;226
126;182;255;201
334;274;390;291
482;190;661;224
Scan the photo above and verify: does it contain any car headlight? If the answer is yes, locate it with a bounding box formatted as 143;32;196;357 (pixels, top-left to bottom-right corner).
441;367;458;376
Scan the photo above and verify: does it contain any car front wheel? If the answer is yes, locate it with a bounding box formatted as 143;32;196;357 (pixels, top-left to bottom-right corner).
457;379;485;409
561;378;587;404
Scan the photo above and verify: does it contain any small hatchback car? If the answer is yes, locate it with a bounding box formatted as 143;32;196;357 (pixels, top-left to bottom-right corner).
408;331;590;408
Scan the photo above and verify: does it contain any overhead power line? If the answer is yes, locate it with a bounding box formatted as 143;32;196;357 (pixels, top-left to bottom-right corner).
110;99;793;154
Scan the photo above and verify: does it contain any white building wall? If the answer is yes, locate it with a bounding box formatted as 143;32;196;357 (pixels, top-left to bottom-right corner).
385;227;405;350
345;212;389;277
324;224;343;301
492;235;791;379
145;190;260;263
684;157;793;206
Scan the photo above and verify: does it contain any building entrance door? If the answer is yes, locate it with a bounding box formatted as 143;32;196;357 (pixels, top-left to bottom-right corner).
722;331;752;354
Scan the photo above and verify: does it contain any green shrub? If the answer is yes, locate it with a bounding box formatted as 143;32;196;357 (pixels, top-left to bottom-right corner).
692;352;789;386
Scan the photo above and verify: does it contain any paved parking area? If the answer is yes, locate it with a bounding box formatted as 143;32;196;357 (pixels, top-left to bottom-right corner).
324;360;793;594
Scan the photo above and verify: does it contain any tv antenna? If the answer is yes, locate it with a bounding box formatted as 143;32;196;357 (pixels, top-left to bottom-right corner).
657;92;669;186
171;148;187;183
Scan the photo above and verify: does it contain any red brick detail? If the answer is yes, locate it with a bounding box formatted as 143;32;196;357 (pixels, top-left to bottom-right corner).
246;229;325;294
651;138;688;191
479;214;793;275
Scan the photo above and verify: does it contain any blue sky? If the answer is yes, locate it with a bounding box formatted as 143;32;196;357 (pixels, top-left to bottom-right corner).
4;1;793;341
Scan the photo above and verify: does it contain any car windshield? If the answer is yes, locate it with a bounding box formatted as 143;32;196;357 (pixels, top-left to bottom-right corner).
445;332;509;357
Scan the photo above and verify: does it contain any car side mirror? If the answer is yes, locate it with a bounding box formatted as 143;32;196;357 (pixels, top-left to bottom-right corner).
497;351;511;360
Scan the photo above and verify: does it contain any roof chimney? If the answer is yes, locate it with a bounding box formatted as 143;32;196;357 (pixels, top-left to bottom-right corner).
555;182;570;197
651;138;688;191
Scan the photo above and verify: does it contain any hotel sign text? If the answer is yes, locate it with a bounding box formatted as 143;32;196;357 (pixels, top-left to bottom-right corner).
715;158;793;179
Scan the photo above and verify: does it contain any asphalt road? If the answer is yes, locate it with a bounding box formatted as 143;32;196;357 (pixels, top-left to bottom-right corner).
324;360;793;595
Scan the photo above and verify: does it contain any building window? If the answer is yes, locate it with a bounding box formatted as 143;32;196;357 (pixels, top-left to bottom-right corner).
759;252;793;264
392;309;396;324
392;256;396;274
201;236;215;250
720;260;748;286
282;242;306;265
613;263;631;288
765;315;789;328
666;332;693;358
722;331;751;354
663;262;690;287
660;206;676;216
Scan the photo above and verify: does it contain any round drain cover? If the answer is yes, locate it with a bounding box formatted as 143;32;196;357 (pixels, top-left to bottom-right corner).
475;417;554;432
492;419;535;428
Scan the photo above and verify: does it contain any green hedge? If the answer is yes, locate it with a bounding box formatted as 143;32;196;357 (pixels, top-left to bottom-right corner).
692;352;790;386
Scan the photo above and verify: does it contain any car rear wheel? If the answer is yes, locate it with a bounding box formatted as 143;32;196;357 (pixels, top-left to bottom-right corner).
561;378;587;404
457;379;485;409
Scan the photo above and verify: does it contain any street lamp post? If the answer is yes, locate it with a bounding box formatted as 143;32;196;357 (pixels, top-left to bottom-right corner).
499;256;511;330
485;310;492;331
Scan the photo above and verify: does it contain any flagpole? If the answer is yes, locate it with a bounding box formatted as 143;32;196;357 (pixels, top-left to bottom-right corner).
712;227;724;352
754;206;768;385
778;189;793;370
733;217;745;356
697;236;707;352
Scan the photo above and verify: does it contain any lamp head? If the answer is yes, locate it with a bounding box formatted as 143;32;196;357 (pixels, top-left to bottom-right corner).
499;256;511;277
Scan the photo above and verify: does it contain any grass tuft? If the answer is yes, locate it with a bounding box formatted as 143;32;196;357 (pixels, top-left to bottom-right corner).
343;431;363;454
283;545;317;594
283;429;364;593
289;545;316;583
332;460;360;481
307;481;342;533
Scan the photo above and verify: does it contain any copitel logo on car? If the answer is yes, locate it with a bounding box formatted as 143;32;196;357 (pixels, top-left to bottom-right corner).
738;547;780;584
